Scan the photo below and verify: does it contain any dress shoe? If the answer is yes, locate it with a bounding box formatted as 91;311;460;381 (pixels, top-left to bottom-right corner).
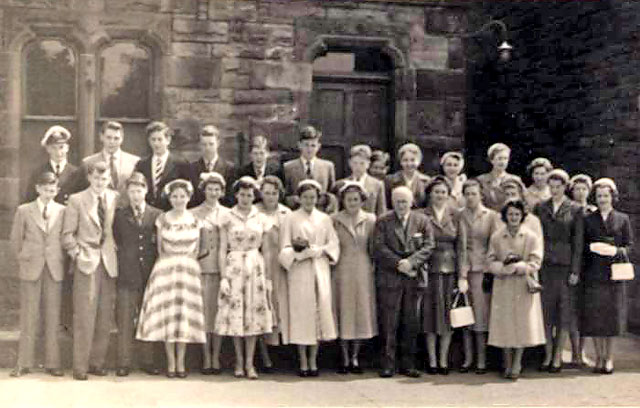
176;371;188;379
46;368;64;377
337;365;349;375
438;367;450;376
459;364;471;374
211;367;222;375
350;364;364;375
475;367;487;375
233;367;245;378
538;363;551;372
507;372;520;381
73;371;88;381
379;368;394;378
298;369;309;378
10;367;30;377
603;360;614;375
88;366;108;376
308;369;319;377
116;367;130;377
143;367;161;376
400;368;421;378
201;367;214;375
166;371;176;379
425;366;438;375
261;366;274;374
549;365;562;374
246;367;258;380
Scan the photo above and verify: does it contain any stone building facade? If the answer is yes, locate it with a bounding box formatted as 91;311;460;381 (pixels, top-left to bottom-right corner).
0;0;468;339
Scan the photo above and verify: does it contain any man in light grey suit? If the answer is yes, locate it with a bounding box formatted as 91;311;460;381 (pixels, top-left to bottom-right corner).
62;161;119;380
10;172;66;377
283;125;335;208
79;121;140;204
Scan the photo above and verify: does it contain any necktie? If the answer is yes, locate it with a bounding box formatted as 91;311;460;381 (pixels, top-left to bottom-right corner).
207;161;214;173
305;161;312;179
97;195;105;229
53;164;60;176
135;205;143;225
42;203;48;231
109;154;119;189
153;156;164;194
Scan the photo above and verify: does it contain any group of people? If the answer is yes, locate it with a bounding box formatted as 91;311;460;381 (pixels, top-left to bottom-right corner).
10;120;633;382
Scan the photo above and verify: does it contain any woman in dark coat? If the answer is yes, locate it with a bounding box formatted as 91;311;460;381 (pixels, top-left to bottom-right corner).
581;178;633;375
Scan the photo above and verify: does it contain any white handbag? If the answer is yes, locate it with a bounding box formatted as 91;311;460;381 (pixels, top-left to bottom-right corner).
450;292;475;328
611;263;635;281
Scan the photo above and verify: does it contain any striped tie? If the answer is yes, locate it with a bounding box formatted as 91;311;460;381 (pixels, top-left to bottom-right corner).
109;154;119;189
305;161;312;179
42;203;48;232
153;156;164;194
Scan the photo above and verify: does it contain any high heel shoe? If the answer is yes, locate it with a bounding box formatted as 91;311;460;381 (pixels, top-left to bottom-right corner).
234;366;245;378
603;360;614;375
246;366;258;380
425;365;438;375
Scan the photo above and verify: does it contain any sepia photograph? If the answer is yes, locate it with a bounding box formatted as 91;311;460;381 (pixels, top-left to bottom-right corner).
0;0;639;406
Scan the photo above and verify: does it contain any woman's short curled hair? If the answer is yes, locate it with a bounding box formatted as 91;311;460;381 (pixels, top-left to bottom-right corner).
526;157;553;175
371;150;390;165
232;176;261;200
569;174;593;194
487;143;511;160
500;199;527;224
338;181;368;204
462;178;483;195
199;172;226;191
424;175;452;198
296;179;322;197
590;178;619;204
397;143;423;163
260;175;285;201
163;179;194;199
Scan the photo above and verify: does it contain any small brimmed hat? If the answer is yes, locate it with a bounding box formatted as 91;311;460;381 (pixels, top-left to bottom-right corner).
526;157;553;174
547;168;570;185
569;174;593;191
487;143;510;159
41;125;71;147
199;171;226;190
350;144;372;160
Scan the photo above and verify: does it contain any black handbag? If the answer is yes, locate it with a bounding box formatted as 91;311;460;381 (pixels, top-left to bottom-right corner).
482;274;493;293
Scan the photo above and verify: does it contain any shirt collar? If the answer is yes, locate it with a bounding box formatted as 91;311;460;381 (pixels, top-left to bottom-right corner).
103;149;121;161
50;159;67;172
351;173;367;184
36;197;49;214
302;157;316;167
204;155;218;169
132;201;145;213
153;151;169;164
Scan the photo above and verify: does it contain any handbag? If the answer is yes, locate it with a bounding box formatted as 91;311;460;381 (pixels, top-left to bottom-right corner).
450;292;475;328
526;274;543;294
611;263;635;281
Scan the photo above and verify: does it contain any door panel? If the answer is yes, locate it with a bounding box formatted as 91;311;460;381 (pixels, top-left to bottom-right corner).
310;78;391;179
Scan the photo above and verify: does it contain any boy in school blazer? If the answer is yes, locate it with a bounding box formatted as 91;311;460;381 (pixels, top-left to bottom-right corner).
283;125;335;208
112;172;163;377
62;161;119;381
10;172;66;377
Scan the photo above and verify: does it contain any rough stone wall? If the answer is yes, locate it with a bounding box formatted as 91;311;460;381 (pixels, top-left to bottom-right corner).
0;0;466;338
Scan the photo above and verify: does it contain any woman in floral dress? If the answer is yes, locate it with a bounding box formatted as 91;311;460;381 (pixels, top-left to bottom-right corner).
136;179;206;378
215;176;273;380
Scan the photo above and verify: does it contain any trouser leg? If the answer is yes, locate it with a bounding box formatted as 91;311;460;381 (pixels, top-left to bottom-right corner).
17;278;42;368
42;271;62;369
378;286;402;371
89;264;116;369
73;269;100;373
399;284;419;371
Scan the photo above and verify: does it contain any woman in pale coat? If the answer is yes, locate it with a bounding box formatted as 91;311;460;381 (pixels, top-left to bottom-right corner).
279;180;340;377
331;181;377;374
256;176;291;371
487;199;546;380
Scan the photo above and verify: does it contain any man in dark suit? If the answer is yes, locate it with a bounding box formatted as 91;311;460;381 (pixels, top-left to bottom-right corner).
25;125;79;205
189;125;235;207
236;135;283;182
134;121;191;211
283;125;335;208
112;172;163;376
373;186;435;378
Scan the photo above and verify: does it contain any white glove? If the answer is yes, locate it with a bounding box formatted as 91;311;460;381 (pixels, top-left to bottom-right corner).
458;278;469;294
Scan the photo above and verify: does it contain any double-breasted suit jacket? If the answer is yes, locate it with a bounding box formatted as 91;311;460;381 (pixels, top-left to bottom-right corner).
112;204;162;289
189;157;236;207
383;171;431;210
534;199;584;272
135;153;191;211
423;205;468;276
373;209;435;370
334;174;387;216
80;151;140;203
25;162;79;205
283;158;335;207
11;201;66;282
10;199;66;369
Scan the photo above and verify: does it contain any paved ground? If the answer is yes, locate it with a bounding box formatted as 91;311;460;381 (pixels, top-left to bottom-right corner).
3;336;640;407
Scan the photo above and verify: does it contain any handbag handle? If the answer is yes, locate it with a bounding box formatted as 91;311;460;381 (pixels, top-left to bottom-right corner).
452;292;470;308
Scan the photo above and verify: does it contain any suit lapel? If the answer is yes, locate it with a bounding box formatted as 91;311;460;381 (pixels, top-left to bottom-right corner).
29;201;47;232
82;190;102;229
161;154;176;184
555;199;571;219
47;203;64;230
393;213;408;247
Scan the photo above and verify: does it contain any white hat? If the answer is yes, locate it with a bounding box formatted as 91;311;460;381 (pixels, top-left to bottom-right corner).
41;125;71;147
440;151;465;169
199;171;226;190
593;178;618;195
487;143;511;159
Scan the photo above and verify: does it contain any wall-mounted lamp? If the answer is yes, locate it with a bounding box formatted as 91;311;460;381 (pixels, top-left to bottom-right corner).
463;19;513;63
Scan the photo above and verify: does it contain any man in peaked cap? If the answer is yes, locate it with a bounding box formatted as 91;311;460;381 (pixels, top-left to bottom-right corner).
24;125;80;205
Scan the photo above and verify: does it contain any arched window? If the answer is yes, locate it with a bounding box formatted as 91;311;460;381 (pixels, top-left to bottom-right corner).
21;39;79;198
97;42;153;154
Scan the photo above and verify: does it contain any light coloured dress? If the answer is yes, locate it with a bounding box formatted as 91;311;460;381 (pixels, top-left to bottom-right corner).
331;210;378;340
487;224;546;348
136;212;206;343
257;202;292;345
279;208;340;345
214;206;273;337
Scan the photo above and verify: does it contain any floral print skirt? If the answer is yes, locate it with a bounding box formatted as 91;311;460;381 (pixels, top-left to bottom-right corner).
214;249;273;337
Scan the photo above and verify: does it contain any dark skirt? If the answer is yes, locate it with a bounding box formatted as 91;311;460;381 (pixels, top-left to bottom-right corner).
540;266;573;330
422;273;456;335
581;280;626;337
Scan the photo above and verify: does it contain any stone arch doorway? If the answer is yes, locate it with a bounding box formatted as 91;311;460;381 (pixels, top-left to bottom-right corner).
309;48;393;179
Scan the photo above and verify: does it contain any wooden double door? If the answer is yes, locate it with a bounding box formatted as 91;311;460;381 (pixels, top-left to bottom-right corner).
309;74;392;179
